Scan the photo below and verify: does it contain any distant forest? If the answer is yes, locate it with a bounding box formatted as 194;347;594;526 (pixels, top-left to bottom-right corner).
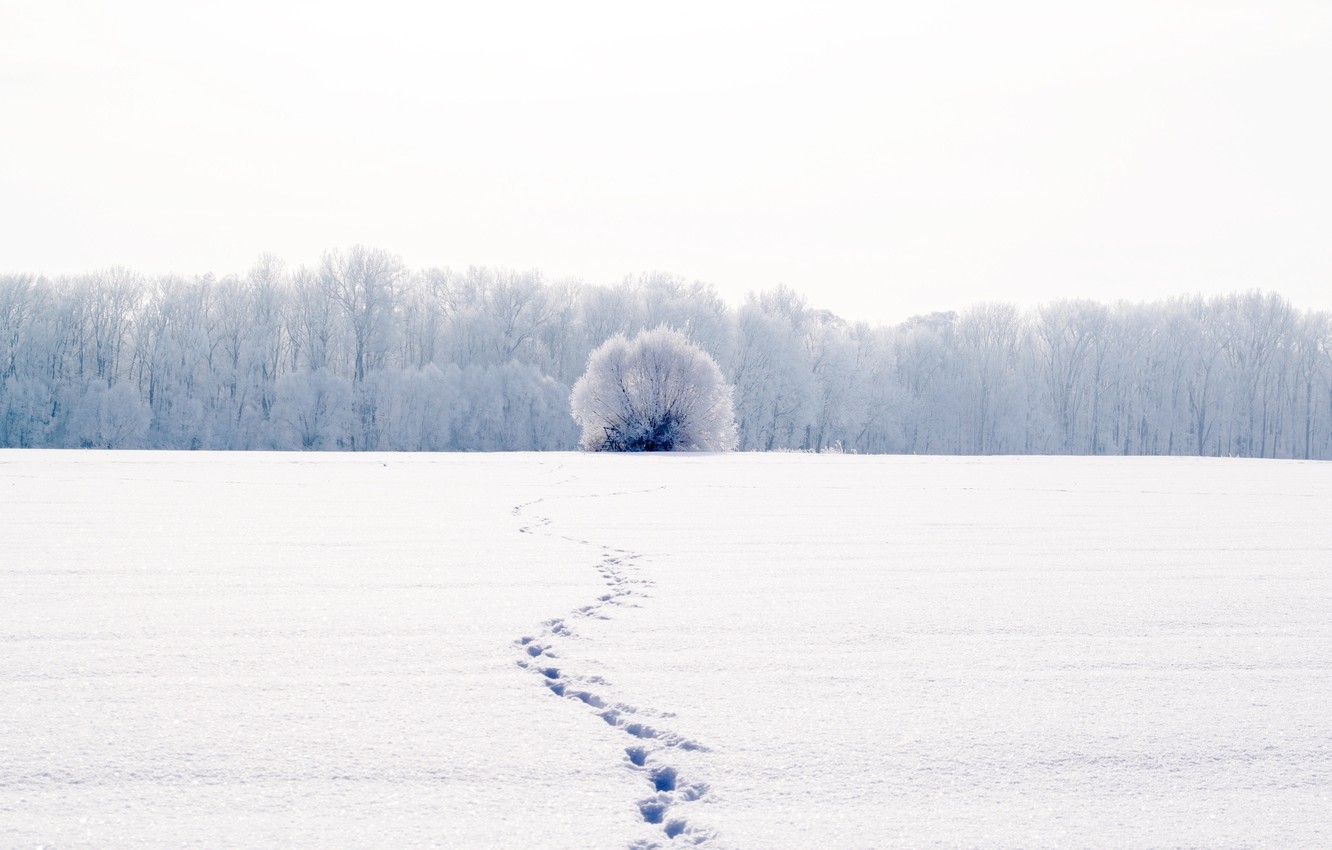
2;246;1330;458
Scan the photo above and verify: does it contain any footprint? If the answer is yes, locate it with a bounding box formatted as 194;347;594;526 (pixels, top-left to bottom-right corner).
569;690;607;709
623;722;658;740
638;799;668;824
650;766;678;792
543;619;572;636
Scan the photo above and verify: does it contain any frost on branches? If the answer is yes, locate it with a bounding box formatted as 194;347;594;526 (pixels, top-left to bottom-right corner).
570;326;738;452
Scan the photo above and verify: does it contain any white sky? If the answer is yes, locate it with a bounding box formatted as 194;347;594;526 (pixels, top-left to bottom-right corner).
3;1;1330;325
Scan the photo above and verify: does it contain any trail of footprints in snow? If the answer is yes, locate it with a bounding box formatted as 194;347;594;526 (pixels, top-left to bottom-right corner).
513;492;715;848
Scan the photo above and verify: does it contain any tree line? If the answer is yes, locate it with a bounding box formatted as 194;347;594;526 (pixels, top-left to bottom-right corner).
2;246;1330;458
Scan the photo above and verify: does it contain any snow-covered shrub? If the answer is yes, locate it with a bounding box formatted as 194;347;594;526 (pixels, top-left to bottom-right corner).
570;326;737;452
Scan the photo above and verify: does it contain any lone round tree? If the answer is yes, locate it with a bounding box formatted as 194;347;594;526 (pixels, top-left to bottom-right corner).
570;327;738;452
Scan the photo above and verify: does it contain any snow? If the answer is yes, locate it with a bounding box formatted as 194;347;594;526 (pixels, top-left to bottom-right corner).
3;451;1330;848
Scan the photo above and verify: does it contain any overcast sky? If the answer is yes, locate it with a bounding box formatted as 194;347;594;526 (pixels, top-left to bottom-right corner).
3;1;1330;325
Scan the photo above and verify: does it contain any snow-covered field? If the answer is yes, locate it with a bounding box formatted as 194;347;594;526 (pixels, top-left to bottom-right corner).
3;451;1329;849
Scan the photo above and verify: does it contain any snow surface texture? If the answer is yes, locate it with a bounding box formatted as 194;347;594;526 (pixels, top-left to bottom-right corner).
3;451;1330;849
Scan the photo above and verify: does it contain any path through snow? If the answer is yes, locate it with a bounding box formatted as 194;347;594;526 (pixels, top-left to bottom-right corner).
512;477;717;848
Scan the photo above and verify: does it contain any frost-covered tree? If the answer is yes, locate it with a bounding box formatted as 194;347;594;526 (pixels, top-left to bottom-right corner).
730;294;815;451
320;246;406;384
272;368;353;450
570;326;737;452
66;380;150;448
